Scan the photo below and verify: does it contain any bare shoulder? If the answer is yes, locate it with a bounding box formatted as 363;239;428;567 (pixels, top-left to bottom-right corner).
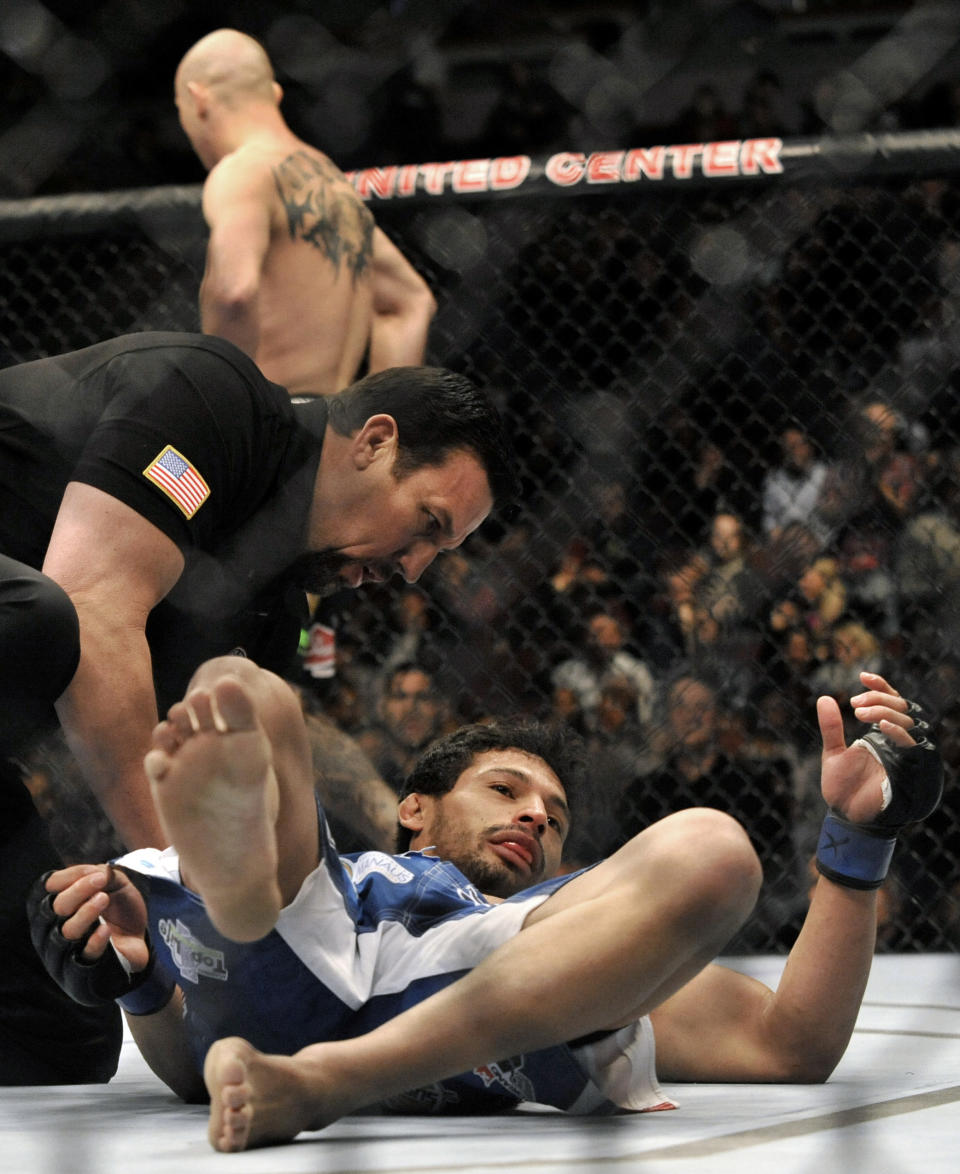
271;141;355;192
204;147;278;201
268;152;374;270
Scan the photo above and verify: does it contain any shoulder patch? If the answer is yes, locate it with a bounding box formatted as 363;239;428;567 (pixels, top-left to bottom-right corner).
143;444;210;518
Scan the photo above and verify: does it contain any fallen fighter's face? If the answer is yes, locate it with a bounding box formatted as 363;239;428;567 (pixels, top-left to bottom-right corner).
400;749;570;899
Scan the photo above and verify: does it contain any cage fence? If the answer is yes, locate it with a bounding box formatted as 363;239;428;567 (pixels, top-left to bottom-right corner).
3;131;960;950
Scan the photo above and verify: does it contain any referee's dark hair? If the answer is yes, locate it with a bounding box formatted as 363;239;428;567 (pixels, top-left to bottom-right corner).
395;718;584;852
326;365;519;512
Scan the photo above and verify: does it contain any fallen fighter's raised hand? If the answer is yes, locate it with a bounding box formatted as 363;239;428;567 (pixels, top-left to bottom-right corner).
815;671;943;890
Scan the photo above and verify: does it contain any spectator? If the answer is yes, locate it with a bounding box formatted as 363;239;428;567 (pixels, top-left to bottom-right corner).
304;673;367;739
752;521;826;605
819;400;923;635
682;603;761;710
696;512;765;628
858;401;925;521
551;603;657;735
796;556;848;656
643;552;709;671
637;403;744;551
582;476;653;594
545;683;591;741
357;662;452;793
371;585;448;681
545;538;611;609
613;672;798;946
810;620;885;715
761;426;830;543
895;445;960;661
564;675;660;870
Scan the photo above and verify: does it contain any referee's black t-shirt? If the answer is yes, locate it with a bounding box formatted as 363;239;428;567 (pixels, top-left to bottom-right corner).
0;331;325;706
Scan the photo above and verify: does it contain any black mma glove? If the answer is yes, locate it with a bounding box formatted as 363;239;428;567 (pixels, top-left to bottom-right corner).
816;700;943;891
26;870;175;1015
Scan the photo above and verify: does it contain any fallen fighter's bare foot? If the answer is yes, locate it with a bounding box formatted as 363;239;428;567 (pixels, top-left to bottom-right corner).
204;1037;338;1152
144;675;282;941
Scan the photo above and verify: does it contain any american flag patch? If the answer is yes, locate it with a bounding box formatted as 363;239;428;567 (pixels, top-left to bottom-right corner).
142;445;210;518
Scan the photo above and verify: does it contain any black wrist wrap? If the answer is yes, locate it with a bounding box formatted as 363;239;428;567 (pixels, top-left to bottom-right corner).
816;701;943;890
26;870;172;1014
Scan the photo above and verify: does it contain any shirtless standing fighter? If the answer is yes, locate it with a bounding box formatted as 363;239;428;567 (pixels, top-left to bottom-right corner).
175;27;437;396
173;27;439;850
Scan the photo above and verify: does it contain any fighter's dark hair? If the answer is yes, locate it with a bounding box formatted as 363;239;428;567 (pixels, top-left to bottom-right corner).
395;718;585;851
326;365;519;511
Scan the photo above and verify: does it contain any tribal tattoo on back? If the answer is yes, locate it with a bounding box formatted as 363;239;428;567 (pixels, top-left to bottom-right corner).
273;150;374;281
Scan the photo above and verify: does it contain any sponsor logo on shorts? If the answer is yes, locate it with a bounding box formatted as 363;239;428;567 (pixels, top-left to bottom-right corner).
159;918;228;985
474;1056;536;1103
379;1083;460;1113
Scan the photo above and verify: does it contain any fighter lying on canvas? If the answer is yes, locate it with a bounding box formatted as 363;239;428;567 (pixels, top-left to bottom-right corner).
30;658;941;1151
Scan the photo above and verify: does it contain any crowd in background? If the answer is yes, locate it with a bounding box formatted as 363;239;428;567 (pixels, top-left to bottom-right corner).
8;6;960;956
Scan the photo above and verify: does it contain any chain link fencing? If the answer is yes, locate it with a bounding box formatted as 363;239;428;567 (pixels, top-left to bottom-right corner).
2;131;960;951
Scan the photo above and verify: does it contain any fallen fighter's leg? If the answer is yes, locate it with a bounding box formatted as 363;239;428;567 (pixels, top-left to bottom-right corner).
144;657;316;942
204;806;762;1151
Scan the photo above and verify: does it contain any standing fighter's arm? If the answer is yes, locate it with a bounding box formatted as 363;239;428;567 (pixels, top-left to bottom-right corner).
366;227;437;372
198;155;273;359
42;484;185;850
651;674;940;1083
304;710;399;851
